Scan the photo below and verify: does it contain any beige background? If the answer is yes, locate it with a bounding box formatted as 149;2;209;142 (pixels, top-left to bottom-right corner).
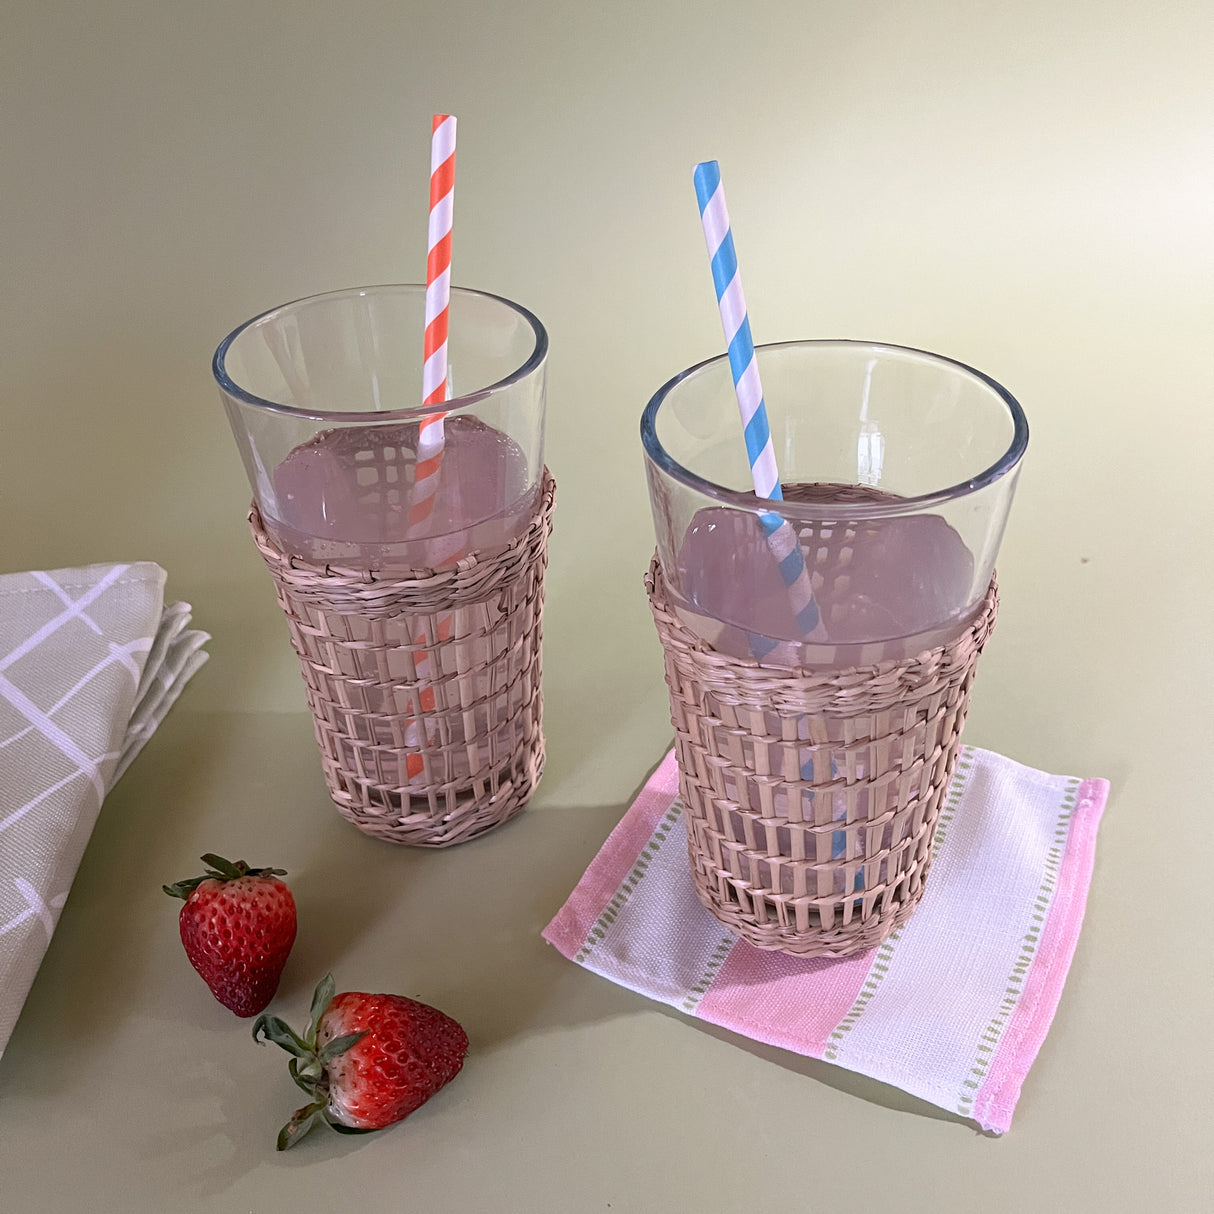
1;2;1211;1210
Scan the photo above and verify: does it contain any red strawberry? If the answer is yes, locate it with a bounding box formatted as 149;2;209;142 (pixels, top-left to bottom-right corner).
164;854;297;1017
252;973;468;1150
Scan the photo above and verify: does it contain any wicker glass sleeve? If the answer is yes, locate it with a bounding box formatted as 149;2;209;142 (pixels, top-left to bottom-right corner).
646;553;998;957
250;471;555;846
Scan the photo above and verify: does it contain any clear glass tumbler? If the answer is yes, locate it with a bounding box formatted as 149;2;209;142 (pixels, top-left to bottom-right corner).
642;339;1027;668
641;339;1027;954
213;285;551;846
215;284;547;569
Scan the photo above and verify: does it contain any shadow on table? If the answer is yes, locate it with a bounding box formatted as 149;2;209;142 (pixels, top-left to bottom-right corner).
11;717;982;1201
668;1011;984;1130
291;746;987;1138
404;747;987;1136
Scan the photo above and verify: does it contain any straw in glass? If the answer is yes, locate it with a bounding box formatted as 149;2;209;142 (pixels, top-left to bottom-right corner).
692;159;822;648
403;114;458;776
693;161;853;875
410;112;458;531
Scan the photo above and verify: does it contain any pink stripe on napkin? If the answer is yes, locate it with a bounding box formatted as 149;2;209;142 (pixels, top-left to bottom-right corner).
543;750;680;958
695;945;872;1057
972;776;1109;1130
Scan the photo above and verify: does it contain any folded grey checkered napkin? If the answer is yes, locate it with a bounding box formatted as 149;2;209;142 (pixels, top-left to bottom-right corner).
0;563;209;1057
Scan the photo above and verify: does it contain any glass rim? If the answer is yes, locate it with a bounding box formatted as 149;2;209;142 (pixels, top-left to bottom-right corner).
640;338;1029;519
212;283;549;423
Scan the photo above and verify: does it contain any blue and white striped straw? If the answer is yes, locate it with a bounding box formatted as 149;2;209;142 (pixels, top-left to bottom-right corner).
693;160;821;644
694;162;852;878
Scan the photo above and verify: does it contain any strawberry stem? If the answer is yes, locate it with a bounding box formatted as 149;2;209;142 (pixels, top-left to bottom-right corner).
255;975;370;1151
163;854;287;900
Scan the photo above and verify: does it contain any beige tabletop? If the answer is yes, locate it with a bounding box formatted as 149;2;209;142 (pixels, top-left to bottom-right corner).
2;3;1211;1211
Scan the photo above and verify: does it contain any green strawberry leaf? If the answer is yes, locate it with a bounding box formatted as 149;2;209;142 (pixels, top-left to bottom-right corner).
277;1099;327;1151
252;1014;312;1059
317;1030;367;1065
166;855;287;897
162;877;206;900
202;854;284;878
307;974;336;1036
199;854;246;880
288;1056;323;1095
295;1057;324;1084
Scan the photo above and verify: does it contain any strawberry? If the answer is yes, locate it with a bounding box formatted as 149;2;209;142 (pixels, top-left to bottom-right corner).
164;854;297;1017
252;973;468;1150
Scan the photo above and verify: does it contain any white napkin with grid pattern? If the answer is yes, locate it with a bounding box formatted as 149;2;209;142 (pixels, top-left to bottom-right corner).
0;563;208;1058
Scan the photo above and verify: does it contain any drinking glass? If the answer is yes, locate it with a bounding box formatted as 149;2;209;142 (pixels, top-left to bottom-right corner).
214;285;552;846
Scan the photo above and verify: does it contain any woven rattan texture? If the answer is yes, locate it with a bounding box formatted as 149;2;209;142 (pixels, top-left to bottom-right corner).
646;553;998;957
250;470;555;846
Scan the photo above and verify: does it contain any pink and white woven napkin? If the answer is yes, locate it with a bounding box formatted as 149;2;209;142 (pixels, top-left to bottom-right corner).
544;746;1108;1134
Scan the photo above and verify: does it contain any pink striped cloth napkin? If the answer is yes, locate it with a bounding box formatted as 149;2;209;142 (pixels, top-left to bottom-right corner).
543;746;1108;1134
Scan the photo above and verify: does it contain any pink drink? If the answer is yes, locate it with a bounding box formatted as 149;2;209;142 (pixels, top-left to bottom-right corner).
261;415;539;790
263;414;537;569
667;484;976;666
662;485;977;890
216;284;551;839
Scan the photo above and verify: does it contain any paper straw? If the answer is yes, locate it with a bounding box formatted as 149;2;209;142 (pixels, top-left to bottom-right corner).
403;114;458;779
693;163;852;874
692;160;822;644
410;113;457;532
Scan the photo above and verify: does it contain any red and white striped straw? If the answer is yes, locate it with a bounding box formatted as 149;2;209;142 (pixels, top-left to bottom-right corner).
411;112;457;531
403;115;457;779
